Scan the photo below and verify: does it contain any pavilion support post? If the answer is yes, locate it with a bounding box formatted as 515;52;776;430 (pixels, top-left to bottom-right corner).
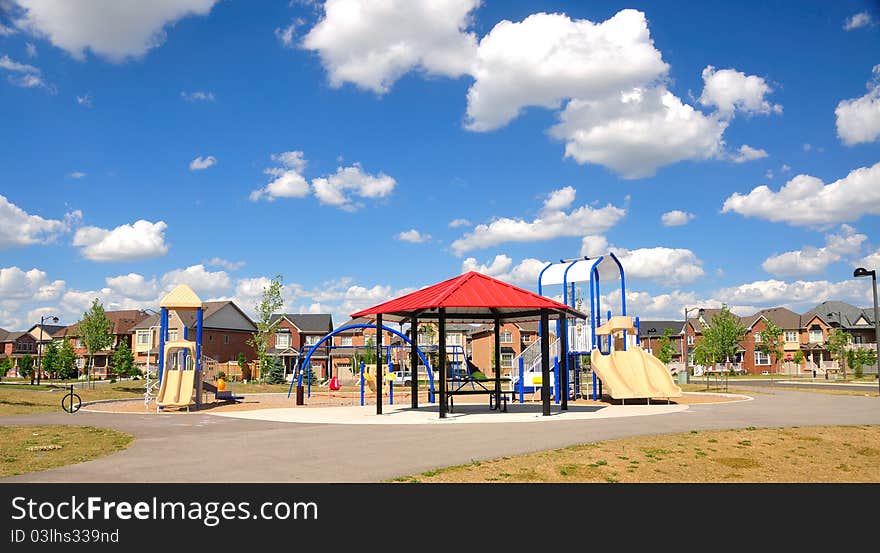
376;314;383;415
540;309;551;416
410;315;419;409
439;308;447;419
559;312;569;411
493;316;501;411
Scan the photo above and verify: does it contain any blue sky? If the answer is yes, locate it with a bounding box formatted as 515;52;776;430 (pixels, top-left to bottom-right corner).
1;0;879;329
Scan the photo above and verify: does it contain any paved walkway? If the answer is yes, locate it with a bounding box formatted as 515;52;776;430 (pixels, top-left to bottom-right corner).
2;389;878;482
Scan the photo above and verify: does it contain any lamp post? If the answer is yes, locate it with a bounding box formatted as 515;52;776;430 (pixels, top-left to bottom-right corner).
853;267;880;394
36;314;60;385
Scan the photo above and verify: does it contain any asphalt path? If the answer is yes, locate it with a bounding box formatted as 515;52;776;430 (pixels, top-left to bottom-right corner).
2;389;879;483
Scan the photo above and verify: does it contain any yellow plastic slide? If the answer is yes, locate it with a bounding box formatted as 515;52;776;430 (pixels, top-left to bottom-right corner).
363;372;377;393
590;346;682;400
156;341;197;408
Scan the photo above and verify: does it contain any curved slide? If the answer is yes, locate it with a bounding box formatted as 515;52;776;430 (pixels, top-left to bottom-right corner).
157;341;197;408
591;346;682;400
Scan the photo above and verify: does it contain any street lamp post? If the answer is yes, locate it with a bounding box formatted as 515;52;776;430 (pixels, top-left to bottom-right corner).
36;314;60;386
853;267;880;394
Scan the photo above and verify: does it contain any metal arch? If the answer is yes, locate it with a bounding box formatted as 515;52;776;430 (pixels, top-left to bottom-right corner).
588;256;604;351
287;323;435;402
607;251;627;316
563;256;589;308
536;261;556;297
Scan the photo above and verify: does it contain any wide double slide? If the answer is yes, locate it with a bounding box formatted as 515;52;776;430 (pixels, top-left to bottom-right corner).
590;347;682;399
156;340;197;408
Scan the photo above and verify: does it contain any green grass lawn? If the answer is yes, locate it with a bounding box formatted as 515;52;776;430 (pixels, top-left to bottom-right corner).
0;425;133;478
0;383;146;415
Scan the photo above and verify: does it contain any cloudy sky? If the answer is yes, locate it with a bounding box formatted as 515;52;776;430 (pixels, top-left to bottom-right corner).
1;0;879;330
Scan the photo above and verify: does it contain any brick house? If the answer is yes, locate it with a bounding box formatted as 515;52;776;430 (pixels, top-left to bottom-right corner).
741;307;803;374
0;329;38;376
638;320;685;362
268;314;333;379
468;322;530;378
53;310;151;378
330;317;399;378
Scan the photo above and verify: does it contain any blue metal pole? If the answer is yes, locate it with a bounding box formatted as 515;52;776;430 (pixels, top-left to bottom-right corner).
360;360;365;406
518;356;524;404
554;356;560;405
196;308;203;374
307;357;312;398
158;307;168;381
635;316;640;347
592;371;597;401
389;360;394;406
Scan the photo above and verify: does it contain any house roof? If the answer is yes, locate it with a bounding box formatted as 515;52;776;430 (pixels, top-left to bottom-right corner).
29;324;66;340
351;271;583;323
0;328;8;341
271;313;333;333
802;301;873;329
55;309;150;338
131;313;161;331
746;306;802;330
638;320;685;337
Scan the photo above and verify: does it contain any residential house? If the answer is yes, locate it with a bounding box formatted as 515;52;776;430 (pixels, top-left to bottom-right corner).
638;320;685;362
468;322;533;378
741;307;803;374
801;300;877;373
0;329;38;376
330;317;399;378
268;314;333;379
53;310;151;378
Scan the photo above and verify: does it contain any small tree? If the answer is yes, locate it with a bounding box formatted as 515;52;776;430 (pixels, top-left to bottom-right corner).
704;307;748;369
111;340;137;378
19;353;33;380
792;350;805;375
264;356;286;384
236;352;248;381
41;342;60;379
247;275;284;383
0;356;10;379
845;348;877;380
826;329;852;380
79;298;114;388
655;328;677;364
757;320;784;374
57;338;78;381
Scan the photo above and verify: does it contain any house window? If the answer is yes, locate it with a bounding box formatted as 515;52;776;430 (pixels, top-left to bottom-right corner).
809;327;823;343
784;331;798;343
223;335;230;345
686;335;694;345
305;335;320;346
276;333;291;349
447;333;462;346
853;335;864;345
340;336;353;346
522;334;531;343
754;333;762;343
500;331;513;344
501;353;514;368
136;330;151;345
754;351;770;365
167;329;179;342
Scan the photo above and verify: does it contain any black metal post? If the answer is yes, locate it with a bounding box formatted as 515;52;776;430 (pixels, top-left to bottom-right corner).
439;309;447;419
873;273;880;395
411;315;419;409
376;313;383;415
493;316;501;410
559;312;569;410
540;309;551;416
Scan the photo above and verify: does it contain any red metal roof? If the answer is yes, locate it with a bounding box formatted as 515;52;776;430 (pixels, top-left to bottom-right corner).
351;271;577;321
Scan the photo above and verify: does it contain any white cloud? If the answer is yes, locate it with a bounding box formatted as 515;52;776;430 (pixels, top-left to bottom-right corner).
858;248;880;271
25;42;37;57
542;185;577;211
14;0;219;62
660;210;695;227
466;10;669;131
396;229;431;243
781;164;791;173
761;225;868;277
835;65;880;146
0;23;16;36
72;219;169;262
448;218;471;228
580;234;609;257
104;273;159;301
250;151;310;201
0;53;52;90
765;169;774;180
721;161;880;226
302;0;479;93
0;195;73;249
730;144;769;164
618;246;705;285
843;12;874;31
450;187;626;255
206;257;245;271
68;171;86;179
181;90;215;102
0;266;64;301
549;86;728;179
160;264;230;297
76;93;92;107
275;20;300;48
698;65;782;117
461;254;513;276
714;278;870;309
311;164;396;211
189;155;216;171
0;54;39;73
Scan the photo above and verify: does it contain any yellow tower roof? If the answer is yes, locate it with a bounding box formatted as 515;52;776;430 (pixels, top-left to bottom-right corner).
159;284;204;309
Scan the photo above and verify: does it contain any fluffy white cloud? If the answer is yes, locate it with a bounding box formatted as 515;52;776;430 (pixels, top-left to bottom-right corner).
13;0;219;62
275;21;297;48
714;278;870;308
698;65;782;117
0;53;52;90
451;187;626;255
761;225;867;277
311;164;396;211
461;254;513;276
580;234;609;257
104;273;159;301
160;264;230;297
721;161;880;226
396;229;431;243
72;219;168;262
0;195;75;249
660;210;695;227
189;155;216;171
550;86;727;179
181;90;215;102
858;248;880;271
0;54;39;73
835;65;880;146
206;257;245;271
844;12;874;31
448;218;471;228
730;144;769;164
616;246;705;285
302;0;479;93
250;151;310;201
466;10;668;131
0;266;64;301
